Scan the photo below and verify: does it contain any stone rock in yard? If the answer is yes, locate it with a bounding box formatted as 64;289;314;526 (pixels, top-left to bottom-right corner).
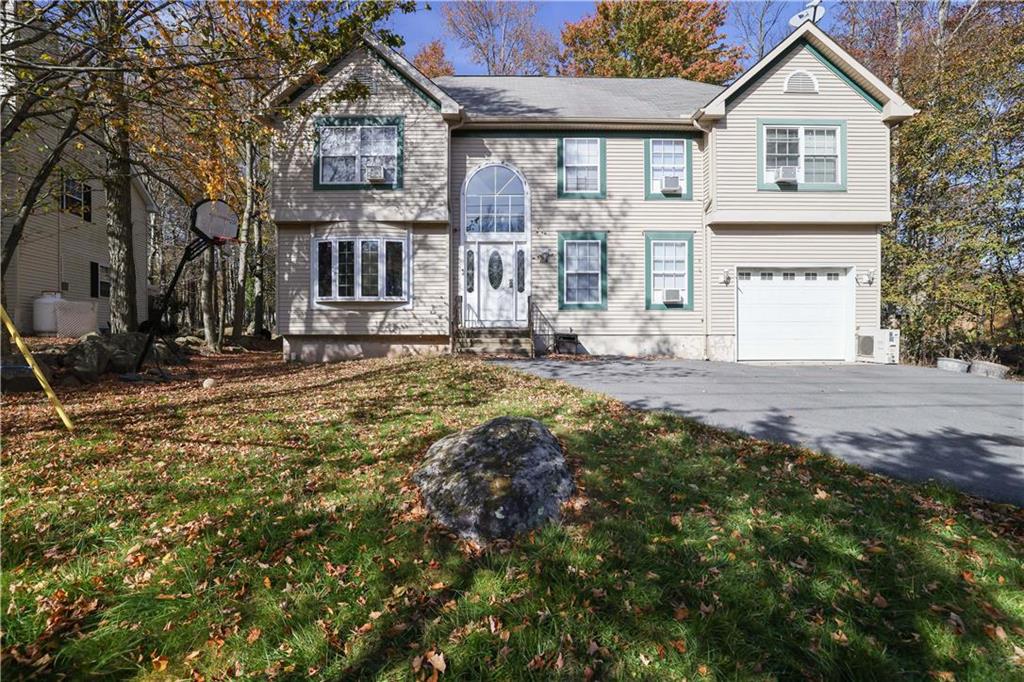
1;364;52;393
108;349;136;374
65;336;111;380
413;417;575;542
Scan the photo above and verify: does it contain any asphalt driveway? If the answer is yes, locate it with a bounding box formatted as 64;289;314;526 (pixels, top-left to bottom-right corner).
497;359;1024;506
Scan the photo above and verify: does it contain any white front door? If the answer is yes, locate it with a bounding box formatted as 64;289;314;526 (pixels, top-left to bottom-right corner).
737;268;853;361
476;241;526;327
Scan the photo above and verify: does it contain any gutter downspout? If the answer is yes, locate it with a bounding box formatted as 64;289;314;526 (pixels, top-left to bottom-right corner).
690;116;713;361
447;111;465;354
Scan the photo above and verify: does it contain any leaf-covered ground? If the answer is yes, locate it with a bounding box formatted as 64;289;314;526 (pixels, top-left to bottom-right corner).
2;354;1022;680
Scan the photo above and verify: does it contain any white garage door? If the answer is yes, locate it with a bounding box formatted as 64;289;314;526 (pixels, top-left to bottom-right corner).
737;268;851;361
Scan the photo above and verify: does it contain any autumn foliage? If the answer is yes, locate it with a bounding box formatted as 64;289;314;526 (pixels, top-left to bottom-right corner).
412;40;455;77
560;0;743;83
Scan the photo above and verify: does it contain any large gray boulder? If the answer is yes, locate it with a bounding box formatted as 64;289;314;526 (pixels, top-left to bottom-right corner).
413;417;574;542
65;336;111;381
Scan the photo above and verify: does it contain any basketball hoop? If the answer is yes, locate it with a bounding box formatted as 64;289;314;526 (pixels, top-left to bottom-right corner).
130;198;241;375
192;199;240;245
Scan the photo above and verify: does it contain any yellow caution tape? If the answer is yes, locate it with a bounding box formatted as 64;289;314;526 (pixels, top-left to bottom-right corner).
1;305;74;433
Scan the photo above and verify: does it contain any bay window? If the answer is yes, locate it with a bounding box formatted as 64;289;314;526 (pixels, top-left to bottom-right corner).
313;235;408;302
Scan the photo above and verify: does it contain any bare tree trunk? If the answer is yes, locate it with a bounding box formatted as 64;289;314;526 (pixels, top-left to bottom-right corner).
219;249;229;344
201;247;219;351
104;126;137;333
230;138;255;342
101;3;137;333
252;216;264;335
148;210;162;286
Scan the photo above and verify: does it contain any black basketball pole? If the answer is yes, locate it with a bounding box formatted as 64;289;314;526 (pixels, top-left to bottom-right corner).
132;236;211;374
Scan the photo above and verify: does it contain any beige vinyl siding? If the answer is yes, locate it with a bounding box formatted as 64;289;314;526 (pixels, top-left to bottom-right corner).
450;134;707;341
712;46;890;215
708;225;881;336
271;48;449;224
276;222;448;336
1;123;150;332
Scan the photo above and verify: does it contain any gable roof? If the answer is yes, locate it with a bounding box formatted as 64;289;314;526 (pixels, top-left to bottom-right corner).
270;33;461;117
434;76;723;123
696;21;917;123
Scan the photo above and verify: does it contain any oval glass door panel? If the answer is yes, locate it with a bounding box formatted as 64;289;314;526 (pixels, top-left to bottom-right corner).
516;249;525;292
488;250;503;290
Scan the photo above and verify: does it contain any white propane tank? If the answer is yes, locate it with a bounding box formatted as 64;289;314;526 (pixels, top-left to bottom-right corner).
32;291;62;335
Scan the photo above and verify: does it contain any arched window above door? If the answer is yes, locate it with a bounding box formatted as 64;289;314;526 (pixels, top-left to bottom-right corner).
465;164;526;233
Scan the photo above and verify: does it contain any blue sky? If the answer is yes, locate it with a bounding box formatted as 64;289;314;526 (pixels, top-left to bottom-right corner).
384;1;831;75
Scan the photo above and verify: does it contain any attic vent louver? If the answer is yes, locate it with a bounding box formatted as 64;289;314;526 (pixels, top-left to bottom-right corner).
785;69;818;94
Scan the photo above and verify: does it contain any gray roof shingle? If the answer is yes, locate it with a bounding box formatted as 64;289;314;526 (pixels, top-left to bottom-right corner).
434;76;724;121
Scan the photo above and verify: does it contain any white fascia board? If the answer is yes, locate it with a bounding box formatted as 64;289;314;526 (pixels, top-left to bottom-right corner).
697;22;916;124
361;33;462;116
707;209;892;225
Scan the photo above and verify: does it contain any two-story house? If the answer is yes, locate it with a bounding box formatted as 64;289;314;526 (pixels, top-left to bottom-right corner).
1;122;156;335
269;22;916;363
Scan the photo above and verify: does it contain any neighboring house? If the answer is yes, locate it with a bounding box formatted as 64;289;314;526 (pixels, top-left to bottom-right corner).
1;125;156;334
269;22;916;363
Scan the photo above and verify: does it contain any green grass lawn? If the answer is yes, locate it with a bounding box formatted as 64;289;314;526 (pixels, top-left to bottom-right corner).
2;354;1022;680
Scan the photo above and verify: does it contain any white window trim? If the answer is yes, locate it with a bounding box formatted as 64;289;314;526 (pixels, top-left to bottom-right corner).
648;139;687;193
762;124;842;185
783;69;819;94
563;138;601;194
63;177;86;207
318;124;398;186
311;234;410;303
563;239;602;304
649;239;689;305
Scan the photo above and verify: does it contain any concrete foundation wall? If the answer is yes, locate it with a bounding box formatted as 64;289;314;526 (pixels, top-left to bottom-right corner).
283;334;448;362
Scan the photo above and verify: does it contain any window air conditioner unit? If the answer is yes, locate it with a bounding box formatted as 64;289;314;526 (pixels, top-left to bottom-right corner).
773;166;799;184
857;328;900;364
661;176;681;194
365;165;386;182
662;288;682;304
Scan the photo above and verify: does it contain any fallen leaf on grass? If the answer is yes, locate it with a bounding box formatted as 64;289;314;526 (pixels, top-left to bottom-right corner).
247;627;261;643
670;639;687;654
152;655;168;671
814;488;829;500
983;624;1007;641
674;606;690;621
872;594;889;608
426;650;446;673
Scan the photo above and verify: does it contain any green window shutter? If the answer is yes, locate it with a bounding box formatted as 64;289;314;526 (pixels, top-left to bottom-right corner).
558;231;608;310
557;137;606;199
644;231;694;311
313;116;404;190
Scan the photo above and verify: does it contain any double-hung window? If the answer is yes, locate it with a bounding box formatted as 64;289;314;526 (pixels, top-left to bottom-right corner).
559;138;604;198
759;119;845;190
645;231;693;310
314;235;408;302
315;117;403;188
558;231;607;309
646;138;690;198
62;176;92;221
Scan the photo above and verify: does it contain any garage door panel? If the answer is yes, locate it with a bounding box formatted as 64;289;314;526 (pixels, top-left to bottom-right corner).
737;268;851;361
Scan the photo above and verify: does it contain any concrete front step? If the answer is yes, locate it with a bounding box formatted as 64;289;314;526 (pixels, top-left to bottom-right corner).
461;328;531;339
457;332;534;356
